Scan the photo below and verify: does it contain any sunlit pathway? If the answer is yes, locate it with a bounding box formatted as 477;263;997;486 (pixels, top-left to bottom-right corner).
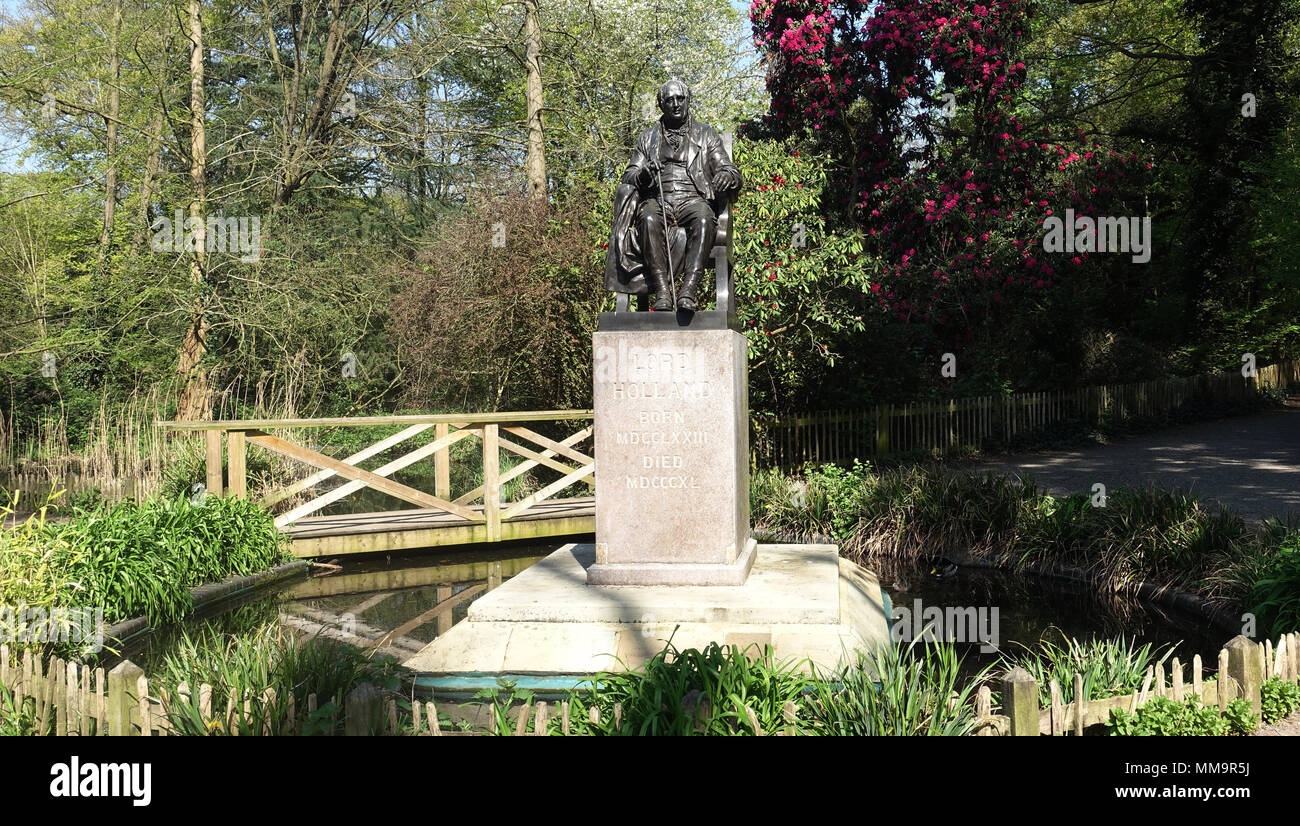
968;406;1300;523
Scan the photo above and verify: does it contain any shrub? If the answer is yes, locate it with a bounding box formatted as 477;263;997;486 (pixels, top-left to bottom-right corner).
1245;530;1300;637
1261;677;1300;724
1107;695;1257;736
0;494;290;655
1107;696;1229;736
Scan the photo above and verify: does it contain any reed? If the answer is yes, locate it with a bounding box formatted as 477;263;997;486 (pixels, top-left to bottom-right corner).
157;623;404;736
997;631;1177;706
560;640;816;736
806;636;991;736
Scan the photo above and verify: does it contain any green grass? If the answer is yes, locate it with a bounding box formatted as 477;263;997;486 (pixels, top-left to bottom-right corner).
0;680;39;736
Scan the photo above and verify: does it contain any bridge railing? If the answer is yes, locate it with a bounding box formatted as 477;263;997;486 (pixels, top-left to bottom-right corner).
156;411;594;539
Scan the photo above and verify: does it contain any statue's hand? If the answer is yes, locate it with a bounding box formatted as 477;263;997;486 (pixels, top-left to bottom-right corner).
636;163;658;190
711;169;740;194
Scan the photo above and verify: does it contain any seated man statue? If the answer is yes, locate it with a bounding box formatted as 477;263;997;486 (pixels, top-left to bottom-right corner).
606;79;743;312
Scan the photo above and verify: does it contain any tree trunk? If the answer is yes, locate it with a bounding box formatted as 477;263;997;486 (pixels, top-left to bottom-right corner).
523;0;546;200
97;0;122;273
135;108;164;248
175;0;211;422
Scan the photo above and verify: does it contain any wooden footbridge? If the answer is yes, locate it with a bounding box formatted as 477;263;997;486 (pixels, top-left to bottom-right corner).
158;412;595;558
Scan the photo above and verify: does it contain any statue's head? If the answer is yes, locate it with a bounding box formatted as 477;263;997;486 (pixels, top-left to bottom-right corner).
656;79;691;126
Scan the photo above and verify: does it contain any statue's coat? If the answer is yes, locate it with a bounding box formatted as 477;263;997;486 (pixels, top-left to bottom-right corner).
605;118;742;295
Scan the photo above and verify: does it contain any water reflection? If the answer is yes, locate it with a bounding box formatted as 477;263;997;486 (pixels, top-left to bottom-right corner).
875;557;1228;679
116;541;1233;683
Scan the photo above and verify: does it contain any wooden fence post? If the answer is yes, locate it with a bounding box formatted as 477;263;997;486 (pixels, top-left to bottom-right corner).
107;660;145;736
227;431;246;498
1003;667;1039;736
483;423;501;542
204;429;223;497
345;683;381;736
874;405;890;456
434;422;451;499
1224;635;1264;716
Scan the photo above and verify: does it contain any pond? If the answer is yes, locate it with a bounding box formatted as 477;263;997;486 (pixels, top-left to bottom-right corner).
108;538;1232;683
875;556;1229;680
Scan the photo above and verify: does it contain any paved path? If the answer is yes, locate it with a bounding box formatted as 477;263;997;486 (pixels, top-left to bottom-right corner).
969;407;1300;523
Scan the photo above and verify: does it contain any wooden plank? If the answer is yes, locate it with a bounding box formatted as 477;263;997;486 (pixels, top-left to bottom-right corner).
248;430;483;523
272;426;479;526
427;701;441;736
1072;673;1084;736
53;656;66;736
78;664;91;736
205;430;223;497
501;462;599;520
483;424;501;542
157;410;594;430
1217;649;1231;710
434;423;451;500
455;427;592;506
534;701;549;736
286;512;594;558
1049;680;1063;736
501;425;594;466
262;423;434;508
95;667;105;734
138;675;152;736
498;434;590;479
66;660;79;736
227;430;247;498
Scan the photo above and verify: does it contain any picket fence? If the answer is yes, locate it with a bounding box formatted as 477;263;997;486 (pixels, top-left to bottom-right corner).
972;632;1300;736
0;643;797;736
0;646;426;736
752;359;1300;468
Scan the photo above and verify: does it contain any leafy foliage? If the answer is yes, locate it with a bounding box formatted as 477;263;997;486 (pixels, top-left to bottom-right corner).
1261;677;1300;725
0;494;290;653
561;640;815;736
1106;695;1254;736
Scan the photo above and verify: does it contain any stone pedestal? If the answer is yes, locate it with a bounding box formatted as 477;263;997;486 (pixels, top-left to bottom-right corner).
403;542;891;680
587;329;753;586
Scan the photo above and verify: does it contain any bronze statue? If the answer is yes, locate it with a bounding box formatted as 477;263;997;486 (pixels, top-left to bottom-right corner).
605;80;743;312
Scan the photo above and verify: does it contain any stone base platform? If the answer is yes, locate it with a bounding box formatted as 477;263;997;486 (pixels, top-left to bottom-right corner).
586;537;758;586
403;542;891;677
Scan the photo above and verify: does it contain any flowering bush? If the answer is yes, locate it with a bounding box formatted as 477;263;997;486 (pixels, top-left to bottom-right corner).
748;0;1151;381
